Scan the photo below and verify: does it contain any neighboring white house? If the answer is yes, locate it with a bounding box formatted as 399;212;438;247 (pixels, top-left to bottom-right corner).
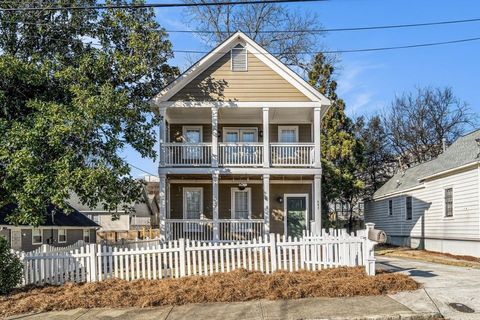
365;129;480;257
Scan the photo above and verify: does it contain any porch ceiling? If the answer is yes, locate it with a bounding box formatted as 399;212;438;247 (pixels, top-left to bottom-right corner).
166;107;313;124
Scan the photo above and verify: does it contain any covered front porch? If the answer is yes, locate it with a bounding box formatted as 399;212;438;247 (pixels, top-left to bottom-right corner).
159;174;322;242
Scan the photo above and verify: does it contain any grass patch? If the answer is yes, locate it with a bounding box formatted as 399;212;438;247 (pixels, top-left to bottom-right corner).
376;244;480;268
0;267;418;318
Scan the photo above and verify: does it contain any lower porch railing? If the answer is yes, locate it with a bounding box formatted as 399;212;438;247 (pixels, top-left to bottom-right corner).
165;219;264;242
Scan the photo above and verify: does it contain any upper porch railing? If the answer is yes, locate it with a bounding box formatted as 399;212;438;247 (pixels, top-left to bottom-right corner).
162;143;315;167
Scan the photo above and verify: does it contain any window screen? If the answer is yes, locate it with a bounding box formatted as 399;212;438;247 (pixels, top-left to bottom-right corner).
406;196;413;220
445;188;453;217
231;47;247;71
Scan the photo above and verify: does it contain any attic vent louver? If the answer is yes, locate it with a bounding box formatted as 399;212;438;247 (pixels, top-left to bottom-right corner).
231;45;247;72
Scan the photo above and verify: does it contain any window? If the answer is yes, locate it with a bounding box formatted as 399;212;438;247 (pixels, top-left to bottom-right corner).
231;45;247;71
182;126;203;160
445;188;453;217
58;229;67;243
32;229;43;245
388;200;393;216
405;196;413;220
86;214;100;224
278;126;299;143
83;229;90;243
231;188;251;219
183;188;203;219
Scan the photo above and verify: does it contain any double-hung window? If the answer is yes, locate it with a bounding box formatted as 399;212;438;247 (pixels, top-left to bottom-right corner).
32;228;43;245
405;196;413;220
445;188;453;217
58;229;67;243
83;229;91;243
231;188;252;232
278;126;299;143
182;126;203;160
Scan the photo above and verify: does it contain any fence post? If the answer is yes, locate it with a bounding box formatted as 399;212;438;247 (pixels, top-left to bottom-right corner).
179;238;186;277
364;223;376;276
269;233;277;272
89;243;98;282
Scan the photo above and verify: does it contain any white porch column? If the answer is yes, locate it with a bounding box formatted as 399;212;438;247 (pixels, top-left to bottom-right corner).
159;174;167;241
314;174;322;235
263;174;270;236
262;107;270;167
211;107;219;168
212;172;220;241
159;107;167;168
313;107;321;168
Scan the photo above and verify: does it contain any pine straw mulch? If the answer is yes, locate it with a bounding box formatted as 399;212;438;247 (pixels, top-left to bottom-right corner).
0;267;419;318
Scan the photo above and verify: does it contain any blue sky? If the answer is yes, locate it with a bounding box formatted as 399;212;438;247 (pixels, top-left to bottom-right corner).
124;0;480;177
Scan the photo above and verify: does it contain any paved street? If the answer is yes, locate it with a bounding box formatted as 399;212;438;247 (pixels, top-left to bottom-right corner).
379;256;480;320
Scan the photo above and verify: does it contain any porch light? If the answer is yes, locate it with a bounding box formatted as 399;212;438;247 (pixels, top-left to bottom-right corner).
277;196;283;204
238;182;247;190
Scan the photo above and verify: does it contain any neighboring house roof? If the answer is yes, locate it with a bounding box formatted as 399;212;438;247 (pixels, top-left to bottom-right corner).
374;129;480;199
152;31;330;107
0;204;99;228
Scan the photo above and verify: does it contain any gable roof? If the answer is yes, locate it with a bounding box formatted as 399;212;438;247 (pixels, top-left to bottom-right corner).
0;204;99;228
153;31;330;105
374;129;480;199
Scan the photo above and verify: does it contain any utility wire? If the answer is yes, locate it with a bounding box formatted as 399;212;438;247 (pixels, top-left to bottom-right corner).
8;33;480;54
0;0;327;11
127;162;158;177
3;17;480;33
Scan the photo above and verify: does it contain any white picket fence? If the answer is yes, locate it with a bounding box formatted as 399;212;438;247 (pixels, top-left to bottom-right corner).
28;240;87;254
15;228;376;287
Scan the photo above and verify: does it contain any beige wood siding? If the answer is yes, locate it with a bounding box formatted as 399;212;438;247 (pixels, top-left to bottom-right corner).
168;182;313;235
169;52;311;102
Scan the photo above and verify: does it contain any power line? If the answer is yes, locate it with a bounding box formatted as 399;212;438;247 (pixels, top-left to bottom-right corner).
0;0;327;12
3;17;480;33
127;162;158;177
10;33;480;54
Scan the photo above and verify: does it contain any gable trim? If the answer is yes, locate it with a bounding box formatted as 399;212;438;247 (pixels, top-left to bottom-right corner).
153;32;330;105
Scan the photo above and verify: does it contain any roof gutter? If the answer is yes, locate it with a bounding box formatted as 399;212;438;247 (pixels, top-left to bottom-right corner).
418;161;480;182
372;184;425;201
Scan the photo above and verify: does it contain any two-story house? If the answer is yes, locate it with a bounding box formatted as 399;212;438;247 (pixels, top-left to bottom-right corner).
151;32;330;242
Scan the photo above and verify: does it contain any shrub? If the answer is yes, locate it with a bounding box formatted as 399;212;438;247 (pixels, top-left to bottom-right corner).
0;236;23;295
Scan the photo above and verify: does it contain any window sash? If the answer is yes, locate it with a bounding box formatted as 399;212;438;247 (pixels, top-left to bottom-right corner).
231;188;251;219
406;197;413;220
183;188;203;219
32;229;43;244
388;200;393;215
58;229;67;243
278;126;299;143
445;188;453;217
83;229;90;243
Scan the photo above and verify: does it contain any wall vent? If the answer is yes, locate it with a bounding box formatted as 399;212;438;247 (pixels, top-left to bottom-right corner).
231;45;247;72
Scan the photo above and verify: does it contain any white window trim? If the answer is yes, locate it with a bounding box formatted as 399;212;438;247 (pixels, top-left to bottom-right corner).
283;193;309;236
405;196;413;221
222;127;259;143
388;199;393;216
230;46;248;72
443;186;454;219
183;187;204;220
231;187;252;219
182;126;203;143
57;229;67;243
278;126;299;143
32;228;43;245
83;229;91;243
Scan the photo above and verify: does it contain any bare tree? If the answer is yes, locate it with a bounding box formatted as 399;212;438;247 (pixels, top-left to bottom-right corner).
183;0;323;69
383;87;476;167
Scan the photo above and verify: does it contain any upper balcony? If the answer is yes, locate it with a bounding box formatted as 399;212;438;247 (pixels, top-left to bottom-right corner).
159;106;321;170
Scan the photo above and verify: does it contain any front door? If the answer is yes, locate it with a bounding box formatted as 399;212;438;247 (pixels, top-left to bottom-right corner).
10;229;22;250
285;196;307;238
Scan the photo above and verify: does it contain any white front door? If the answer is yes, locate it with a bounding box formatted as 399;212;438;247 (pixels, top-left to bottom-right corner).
10;229;22;250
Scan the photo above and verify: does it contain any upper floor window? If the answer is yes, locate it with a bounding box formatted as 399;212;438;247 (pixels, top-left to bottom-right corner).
388;199;393;216
445;188;453;217
231;45;247;72
278;126;299;143
405;196;412;220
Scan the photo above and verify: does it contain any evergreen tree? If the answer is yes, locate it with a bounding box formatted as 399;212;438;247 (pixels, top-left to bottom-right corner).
308;53;364;230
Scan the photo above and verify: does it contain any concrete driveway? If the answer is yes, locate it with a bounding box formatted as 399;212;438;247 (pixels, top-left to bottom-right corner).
378;256;480;320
